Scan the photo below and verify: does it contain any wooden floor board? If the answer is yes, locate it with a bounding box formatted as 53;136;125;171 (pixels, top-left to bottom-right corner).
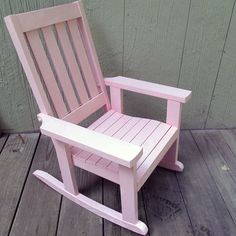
2;130;236;236
0;133;39;236
0;134;8;153
142;168;192;236
177;131;236;235
192;130;236;227
103;180;149;236
221;129;236;157
9;135;62;236
57;169;103;236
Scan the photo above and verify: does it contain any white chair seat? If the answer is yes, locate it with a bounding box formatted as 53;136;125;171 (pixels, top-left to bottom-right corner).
71;110;178;189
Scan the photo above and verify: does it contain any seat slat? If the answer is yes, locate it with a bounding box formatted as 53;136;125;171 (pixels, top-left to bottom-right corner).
96;116;141;168
67;19;99;97
71;111;177;184
127;120;160;145
55;22;89;104
74;111;123;163
42;25;79;111
113;117;141;139
137;123;170;168
88;110;115;130
137;127;178;190
87;115;132;166
26;30;67;117
121;119;150;143
94;112;123;133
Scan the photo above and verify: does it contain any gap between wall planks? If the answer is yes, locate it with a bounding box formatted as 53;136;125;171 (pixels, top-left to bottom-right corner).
1;0;236;132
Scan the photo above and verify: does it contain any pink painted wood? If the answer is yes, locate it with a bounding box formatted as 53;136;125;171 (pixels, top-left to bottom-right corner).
5;1;192;235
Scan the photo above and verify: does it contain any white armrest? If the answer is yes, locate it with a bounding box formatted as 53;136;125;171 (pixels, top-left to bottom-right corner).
105;76;192;103
37;113;143;168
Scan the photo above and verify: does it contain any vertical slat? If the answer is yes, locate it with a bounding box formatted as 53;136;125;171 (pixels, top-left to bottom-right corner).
42;25;79;111
77;1;111;109
5;16;53;116
67;19;99;97
55;22;89;104
26;30;67;117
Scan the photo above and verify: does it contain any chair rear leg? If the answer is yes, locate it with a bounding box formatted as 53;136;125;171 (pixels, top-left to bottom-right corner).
158;100;184;172
158;138;184;172
52;139;78;194
119;165;138;223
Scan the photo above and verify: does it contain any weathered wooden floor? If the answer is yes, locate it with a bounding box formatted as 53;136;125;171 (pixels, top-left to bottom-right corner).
1;129;236;236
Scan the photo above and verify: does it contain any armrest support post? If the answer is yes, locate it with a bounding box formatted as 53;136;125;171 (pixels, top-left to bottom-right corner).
110;87;123;113
166;100;182;129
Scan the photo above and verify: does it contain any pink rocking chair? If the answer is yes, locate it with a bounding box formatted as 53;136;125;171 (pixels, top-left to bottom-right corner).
5;1;191;234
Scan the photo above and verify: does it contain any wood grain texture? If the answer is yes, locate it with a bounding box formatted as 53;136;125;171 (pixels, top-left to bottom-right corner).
192;130;236;225
0;133;39;236
2;0;122;132
103;179;149;236
54;0;124;77
9;135;61;236
1;0;55;132
57;169;103;236
206;4;236;128
142;168;192;236
178;131;236;235
178;0;235;129
0;1;38;132
0;134;8;152
2;0;236;131
221;129;236;156
123;0;190;121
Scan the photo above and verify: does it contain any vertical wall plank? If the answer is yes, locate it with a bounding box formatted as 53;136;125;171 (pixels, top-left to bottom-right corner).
1;0;55;132
0;1;36;132
206;3;236;128
123;0;190;121
54;0;124;77
178;0;235;129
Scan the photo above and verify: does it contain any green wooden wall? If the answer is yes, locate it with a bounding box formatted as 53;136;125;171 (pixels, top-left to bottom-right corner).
0;0;236;132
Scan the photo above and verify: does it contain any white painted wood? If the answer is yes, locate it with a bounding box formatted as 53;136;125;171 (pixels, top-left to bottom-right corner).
38;113;143;168
14;2;81;32
105;76;192;103
33;170;148;235
52;139;78;194
62;93;106;124
119;165;138;223
110;87;123;113
137;127;178;190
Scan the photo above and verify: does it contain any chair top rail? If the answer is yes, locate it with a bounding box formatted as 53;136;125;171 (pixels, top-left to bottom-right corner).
4;1;81;32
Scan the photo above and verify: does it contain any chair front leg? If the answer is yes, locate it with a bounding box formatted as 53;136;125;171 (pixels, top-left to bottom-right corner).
119;165;138;224
158;100;184;172
52;139;78;194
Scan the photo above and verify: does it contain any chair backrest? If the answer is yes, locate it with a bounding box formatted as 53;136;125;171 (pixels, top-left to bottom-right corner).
5;1;110;124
